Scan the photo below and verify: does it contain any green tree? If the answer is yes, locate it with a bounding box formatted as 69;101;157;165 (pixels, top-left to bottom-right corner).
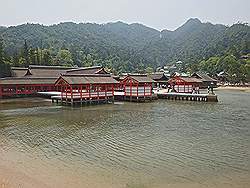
41;49;53;65
145;66;154;74
29;48;37;65
56;49;73;66
199;57;219;75
36;48;41;65
12;52;19;67
0;38;11;78
0;38;4;64
23;40;30;67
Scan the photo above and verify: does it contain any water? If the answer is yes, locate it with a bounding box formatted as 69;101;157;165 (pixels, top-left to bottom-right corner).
0;90;249;188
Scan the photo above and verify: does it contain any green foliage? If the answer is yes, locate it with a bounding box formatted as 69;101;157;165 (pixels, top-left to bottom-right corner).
145;67;154;74
0;38;11;77
42;49;53;65
0;19;249;78
23;40;29;67
197;54;250;83
199;57;220;74
0;38;3;64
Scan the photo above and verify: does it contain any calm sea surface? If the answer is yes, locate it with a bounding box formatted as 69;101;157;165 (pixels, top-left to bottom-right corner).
0;90;250;188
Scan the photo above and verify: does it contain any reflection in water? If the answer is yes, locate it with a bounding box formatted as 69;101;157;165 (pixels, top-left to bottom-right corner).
0;91;250;188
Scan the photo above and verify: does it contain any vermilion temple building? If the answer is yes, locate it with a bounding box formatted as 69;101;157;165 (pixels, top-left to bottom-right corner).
0;65;110;98
0;66;155;104
121;74;155;101
54;74;118;105
168;76;202;93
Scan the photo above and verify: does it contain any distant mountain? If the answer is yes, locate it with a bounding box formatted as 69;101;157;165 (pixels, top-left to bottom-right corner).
0;18;249;70
0;26;6;33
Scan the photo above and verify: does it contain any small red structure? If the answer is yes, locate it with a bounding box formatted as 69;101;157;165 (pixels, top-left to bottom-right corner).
121;75;154;101
168;76;202;93
54;74;118;105
0;77;58;98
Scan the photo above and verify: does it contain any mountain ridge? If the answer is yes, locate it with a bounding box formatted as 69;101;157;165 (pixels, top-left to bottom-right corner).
0;18;249;72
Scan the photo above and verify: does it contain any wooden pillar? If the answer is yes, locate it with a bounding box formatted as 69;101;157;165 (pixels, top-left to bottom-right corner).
130;80;132;101
112;84;114;102
184;82;186;93
80;85;83;105
124;82;126;97
15;85;18;95
61;85;63;104
70;86;73;106
0;86;2;98
150;83;152;96
105;84;107;102
97;84;99;101
89;84;92;104
136;83;139;100
144;83;146;99
66;86;68;104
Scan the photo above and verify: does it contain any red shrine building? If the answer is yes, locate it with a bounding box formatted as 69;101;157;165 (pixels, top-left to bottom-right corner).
120;74;154;101
168;76;202;93
0;77;58;97
0;65;109;98
54;74;118;104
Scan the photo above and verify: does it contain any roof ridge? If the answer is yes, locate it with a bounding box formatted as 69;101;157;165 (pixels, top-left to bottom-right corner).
11;67;28;70
29;65;73;69
61;74;111;77
66;66;102;72
0;77;57;80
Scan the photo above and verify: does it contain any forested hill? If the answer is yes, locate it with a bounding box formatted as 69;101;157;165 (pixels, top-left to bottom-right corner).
0;18;249;74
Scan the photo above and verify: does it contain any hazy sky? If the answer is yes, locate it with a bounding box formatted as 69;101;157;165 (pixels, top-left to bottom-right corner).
0;0;249;30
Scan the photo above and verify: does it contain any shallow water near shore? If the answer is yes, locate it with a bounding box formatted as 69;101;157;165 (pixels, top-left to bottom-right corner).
0;90;250;188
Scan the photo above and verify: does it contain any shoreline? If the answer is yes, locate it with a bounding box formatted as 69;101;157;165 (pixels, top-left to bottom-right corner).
215;86;250;92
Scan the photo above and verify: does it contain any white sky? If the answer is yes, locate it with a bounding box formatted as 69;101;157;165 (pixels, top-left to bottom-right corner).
0;0;249;30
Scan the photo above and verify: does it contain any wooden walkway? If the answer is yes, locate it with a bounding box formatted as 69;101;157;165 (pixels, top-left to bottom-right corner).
157;92;218;102
51;95;114;106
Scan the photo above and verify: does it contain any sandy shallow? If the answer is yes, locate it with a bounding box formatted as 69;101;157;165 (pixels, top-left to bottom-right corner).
1;149;249;188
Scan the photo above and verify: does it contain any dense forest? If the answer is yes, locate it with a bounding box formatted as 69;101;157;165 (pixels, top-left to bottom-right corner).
0;18;249;81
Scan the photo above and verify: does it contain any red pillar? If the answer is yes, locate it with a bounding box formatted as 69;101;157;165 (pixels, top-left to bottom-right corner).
112;84;114;96
124;82;126;96
70;86;73;101
137;83;139;97
144;83;145;97
61;85;63;99
130;80;132;97
105;84;107;98
150;83;152;96
65;85;68;100
80;85;82;99
97;84;99;100
0;86;2;98
89;85;91;99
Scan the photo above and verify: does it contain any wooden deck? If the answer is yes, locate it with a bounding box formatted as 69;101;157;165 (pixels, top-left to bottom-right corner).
157;92;218;102
51;95;114;106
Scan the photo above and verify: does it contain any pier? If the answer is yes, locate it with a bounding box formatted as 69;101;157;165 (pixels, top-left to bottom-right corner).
51;95;114;106
157;92;218;102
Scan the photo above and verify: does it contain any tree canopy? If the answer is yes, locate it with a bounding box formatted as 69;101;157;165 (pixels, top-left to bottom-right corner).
0;19;249;79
